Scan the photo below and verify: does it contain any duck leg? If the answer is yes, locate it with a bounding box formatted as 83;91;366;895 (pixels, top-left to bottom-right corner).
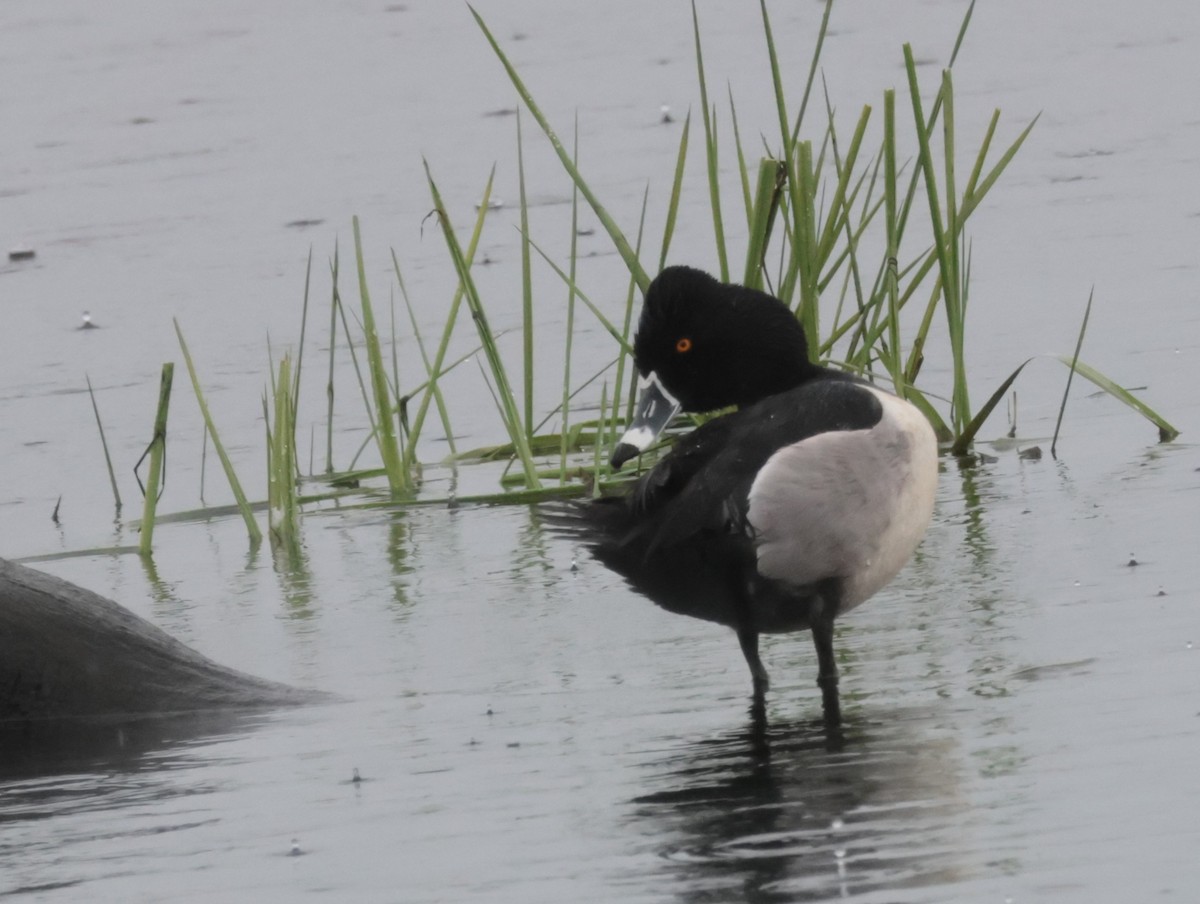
737;626;770;702
810;587;842;726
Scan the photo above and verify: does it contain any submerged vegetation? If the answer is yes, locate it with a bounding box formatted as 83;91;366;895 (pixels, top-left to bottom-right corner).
93;1;1176;553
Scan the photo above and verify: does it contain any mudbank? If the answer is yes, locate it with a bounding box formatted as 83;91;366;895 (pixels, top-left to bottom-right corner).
1;557;323;722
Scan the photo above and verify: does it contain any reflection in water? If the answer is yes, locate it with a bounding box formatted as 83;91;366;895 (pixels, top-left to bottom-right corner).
629;710;968;902
272;523;315;619
0;712;271;898
511;507;559;591
0;710;270;782
386;512;412;612
952;456;997;568
139;551;183;611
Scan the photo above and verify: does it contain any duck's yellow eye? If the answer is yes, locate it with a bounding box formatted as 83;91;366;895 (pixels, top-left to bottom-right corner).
675;337;693;353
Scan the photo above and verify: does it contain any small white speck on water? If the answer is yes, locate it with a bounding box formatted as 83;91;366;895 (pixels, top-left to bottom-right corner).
831;817;844;830
570;557;578;572
1187;641;1193;650
1073;580;1081;587
834;848;846;860
289;838;302;856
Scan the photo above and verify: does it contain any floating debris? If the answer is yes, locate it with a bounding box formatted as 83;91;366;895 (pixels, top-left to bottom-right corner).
289;838;303;857
8;244;35;262
660;104;674;124
1018;445;1042;460
285;218;324;229
79;311;98;330
475;198;504;211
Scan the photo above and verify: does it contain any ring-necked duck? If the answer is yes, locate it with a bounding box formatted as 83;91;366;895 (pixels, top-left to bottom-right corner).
563;265;938;725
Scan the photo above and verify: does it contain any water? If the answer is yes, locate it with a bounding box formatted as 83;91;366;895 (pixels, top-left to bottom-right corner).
3;1;1200;901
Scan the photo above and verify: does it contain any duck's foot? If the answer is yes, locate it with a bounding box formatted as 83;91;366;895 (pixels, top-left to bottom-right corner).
816;671;842;727
738;627;771;701
810;594;843;727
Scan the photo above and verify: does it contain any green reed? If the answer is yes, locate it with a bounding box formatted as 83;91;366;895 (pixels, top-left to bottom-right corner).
79;0;1181;554
471;0;1178;458
174;322;262;545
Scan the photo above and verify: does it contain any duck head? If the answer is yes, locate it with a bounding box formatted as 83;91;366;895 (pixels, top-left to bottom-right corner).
611;266;820;468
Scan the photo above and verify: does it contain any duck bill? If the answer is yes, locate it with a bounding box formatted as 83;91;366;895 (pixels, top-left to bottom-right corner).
611;372;681;469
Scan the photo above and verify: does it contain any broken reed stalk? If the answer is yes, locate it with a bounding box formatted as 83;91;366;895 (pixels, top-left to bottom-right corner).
138;363;173;556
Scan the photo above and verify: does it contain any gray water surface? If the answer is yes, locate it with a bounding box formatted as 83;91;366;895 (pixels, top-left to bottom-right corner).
2;1;1199;901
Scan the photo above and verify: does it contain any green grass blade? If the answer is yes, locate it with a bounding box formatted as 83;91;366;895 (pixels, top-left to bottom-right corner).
815;104;872;266
526;236;633;355
617;187;651;434
470;5;649;292
424;159;542;489
1052;355;1180;443
743;158;786;290
561;116;582;482
86;374;122;512
883;88;903;393
691;1;729;281
951;357;1034;455
959;113;1040;223
728;87;753;226
401;166;496;476
517;110;535;441
905;46;969;432
658;109;691;273
351;216;410;496
293;248;312;425
787;0;834;147
324;246;340;474
1051;287;1093;457
392;250;457;457
173;321;262;544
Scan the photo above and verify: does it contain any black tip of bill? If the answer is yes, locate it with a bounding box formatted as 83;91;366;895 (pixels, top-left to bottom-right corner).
610;442;640;469
609;372;681;470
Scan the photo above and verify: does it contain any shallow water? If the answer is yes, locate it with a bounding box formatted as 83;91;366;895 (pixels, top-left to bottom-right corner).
2;1;1200;902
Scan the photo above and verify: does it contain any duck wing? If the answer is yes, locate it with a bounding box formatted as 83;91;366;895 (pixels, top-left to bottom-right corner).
631;378;883;556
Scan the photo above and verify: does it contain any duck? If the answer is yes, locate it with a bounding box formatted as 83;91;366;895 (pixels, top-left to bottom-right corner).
559;265;938;725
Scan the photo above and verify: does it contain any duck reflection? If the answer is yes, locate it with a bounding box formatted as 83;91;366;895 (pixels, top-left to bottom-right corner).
628;708;968;902
0;710;272;781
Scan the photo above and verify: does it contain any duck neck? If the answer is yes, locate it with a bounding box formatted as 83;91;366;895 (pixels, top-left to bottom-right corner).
724;357;828;409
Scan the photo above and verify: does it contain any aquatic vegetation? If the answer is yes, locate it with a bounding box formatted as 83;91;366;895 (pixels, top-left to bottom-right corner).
104;0;1175;551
